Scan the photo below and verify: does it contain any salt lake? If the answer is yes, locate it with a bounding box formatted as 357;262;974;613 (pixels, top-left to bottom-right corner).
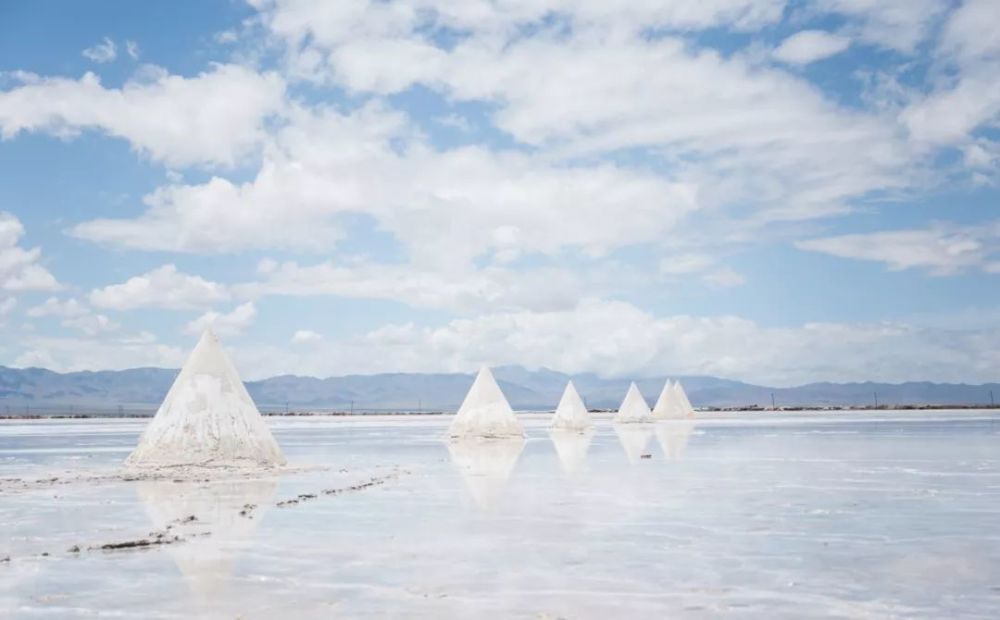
1;411;998;618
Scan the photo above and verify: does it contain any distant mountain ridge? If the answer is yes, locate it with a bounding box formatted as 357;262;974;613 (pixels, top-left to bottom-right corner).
1;364;997;415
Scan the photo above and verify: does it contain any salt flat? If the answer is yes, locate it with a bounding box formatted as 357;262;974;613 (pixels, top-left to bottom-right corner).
1;412;999;618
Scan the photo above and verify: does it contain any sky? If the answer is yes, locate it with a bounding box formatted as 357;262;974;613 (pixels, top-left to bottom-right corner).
0;0;998;386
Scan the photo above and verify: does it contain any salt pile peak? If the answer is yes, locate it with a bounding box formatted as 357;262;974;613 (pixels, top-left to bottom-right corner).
651;379;675;419
672;380;696;418
125;329;286;468
613;381;652;423
550;380;592;431
448;365;524;438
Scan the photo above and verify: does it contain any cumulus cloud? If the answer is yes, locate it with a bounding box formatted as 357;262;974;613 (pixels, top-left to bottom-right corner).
796;221;1000;275
185;302;257;336
125;40;140;60
62;313;119;336
0;212;59;292
248;1;914;230
82;37;117;63
291;329;323;345
901;0;1000;146
773;30;851;65
702;267;746;288
238;258;586;314
811;0;947;54
0;64;285;167
89;264;229;310
12;333;185;372
659;253;745;288
71;103;700;260
221;298;1000;386
2;0;998;387
27;297;88;318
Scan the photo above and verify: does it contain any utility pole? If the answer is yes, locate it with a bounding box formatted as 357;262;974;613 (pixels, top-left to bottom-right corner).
873;392;879;409
350;400;354;415
771;392;776;410
990;390;995;408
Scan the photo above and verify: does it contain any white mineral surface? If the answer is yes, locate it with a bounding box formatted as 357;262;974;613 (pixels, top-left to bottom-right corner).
2;411;999;618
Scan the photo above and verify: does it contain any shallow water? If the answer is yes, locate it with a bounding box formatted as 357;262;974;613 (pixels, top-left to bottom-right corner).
1;411;999;618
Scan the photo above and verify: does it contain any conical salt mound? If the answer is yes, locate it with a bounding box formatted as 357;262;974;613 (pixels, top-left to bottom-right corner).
651;379;675;419
673;380;696;418
550;380;591;431
125;329;286;468
448;366;524;438
613;382;652;423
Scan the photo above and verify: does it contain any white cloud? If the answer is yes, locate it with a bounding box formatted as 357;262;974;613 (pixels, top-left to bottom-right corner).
291;329;323;345
89;264;230;310
434;113;473;133
250;3;914;227
72;103;700;260
0;64;285;167
185;302;257;337
702;267;746;288
812;0;947;54
226;298;1000;386
237;259;586;314
0;298;15;316
62;313;118;336
796;221;1000;275
901;0;1000;146
125;40;140;60
660;253;717;275
27;297;88;318
659;253;745;287
773;30;851;65
0;212;59;292
12;333;185;372
82;37;117;63
24;296;120;337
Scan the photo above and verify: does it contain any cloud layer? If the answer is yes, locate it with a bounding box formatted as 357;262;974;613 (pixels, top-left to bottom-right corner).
0;1;997;385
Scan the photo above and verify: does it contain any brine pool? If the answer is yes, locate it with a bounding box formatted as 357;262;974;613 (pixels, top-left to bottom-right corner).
1;411;999;618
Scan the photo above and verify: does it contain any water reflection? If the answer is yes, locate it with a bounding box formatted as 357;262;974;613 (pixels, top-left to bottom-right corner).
136;478;278;598
548;429;594;475
447;438;525;510
655;420;696;460
613;424;653;464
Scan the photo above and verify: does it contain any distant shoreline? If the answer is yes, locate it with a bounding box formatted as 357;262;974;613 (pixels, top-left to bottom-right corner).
1;403;999;420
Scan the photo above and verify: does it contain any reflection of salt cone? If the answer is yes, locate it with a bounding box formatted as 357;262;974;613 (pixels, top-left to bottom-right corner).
655;420;695;460
549;429;593;475
613;424;652;464
447;437;524;510
136;478;277;599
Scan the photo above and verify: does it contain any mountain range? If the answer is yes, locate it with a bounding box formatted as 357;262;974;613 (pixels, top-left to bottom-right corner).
1;365;997;415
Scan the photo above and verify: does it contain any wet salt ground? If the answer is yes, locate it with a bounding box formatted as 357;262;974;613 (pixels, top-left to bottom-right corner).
1;412;999;618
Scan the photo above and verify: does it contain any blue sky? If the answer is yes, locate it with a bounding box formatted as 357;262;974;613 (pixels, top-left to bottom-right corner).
0;0;998;385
